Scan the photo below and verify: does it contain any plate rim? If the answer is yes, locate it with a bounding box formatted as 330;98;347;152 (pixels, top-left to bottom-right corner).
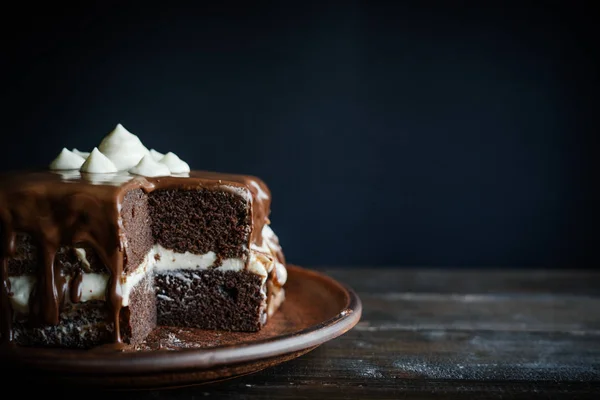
2;265;362;374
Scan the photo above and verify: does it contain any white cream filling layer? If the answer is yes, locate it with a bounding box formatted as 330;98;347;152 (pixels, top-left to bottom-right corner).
8;243;283;314
7;273;109;315
7;275;35;315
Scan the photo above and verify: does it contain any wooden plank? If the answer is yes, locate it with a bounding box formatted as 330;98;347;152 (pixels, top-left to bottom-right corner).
318;267;600;296
136;378;600;400
310;330;600;382
356;292;600;332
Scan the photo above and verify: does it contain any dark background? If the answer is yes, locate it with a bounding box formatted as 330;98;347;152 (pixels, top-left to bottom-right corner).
0;2;597;268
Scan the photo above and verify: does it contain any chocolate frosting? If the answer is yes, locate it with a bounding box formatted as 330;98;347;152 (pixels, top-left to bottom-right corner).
0;170;272;344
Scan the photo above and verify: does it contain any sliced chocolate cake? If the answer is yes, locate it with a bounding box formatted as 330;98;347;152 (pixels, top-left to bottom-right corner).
0;124;287;348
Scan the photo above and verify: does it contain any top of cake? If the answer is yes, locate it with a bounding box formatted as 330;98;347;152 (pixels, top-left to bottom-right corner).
0;123;273;247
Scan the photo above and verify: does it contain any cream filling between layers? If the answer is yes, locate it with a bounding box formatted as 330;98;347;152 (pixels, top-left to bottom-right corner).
8;244;285;314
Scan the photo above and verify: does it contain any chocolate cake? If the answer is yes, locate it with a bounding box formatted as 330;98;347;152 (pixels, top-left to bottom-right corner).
0;124;287;348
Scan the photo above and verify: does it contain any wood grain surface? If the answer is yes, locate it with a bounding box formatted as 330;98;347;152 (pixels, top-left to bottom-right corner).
30;268;600;398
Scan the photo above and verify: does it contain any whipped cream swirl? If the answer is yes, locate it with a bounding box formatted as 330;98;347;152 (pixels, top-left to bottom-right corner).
159;152;190;174
129;154;171;177
49;148;86;170
80;148;118;173
98;124;149;170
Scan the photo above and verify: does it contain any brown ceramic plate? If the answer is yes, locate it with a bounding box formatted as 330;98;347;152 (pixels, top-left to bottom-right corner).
0;265;361;390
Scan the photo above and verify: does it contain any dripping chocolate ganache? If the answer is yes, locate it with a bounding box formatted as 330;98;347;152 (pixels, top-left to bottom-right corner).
0;124;287;348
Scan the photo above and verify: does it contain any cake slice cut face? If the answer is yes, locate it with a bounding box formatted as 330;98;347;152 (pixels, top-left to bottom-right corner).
0;165;287;348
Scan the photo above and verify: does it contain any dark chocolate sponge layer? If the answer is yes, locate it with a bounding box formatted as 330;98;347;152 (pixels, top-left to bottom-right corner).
7;233;112;276
156;269;265;332
148;189;251;261
13;300;113;348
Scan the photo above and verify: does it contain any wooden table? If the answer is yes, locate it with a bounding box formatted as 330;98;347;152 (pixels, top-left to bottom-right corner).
127;267;600;399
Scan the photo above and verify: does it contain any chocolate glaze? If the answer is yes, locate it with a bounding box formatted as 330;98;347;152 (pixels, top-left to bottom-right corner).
0;170;272;344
